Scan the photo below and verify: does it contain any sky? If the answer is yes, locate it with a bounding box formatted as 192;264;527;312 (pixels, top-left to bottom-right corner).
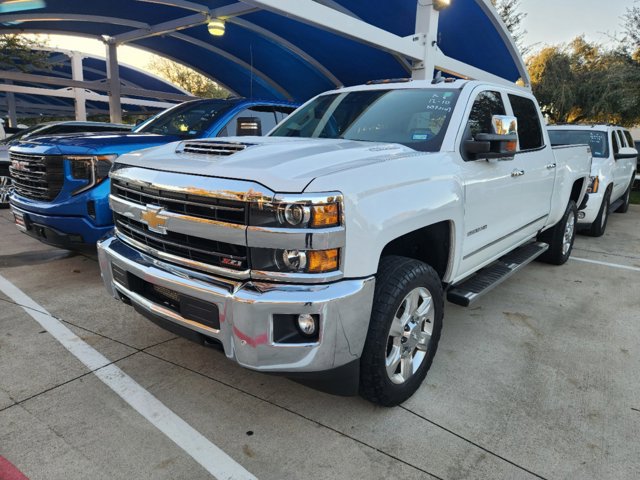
520;0;633;51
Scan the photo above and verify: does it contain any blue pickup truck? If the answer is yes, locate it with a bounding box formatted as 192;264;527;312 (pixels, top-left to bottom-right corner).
8;98;297;249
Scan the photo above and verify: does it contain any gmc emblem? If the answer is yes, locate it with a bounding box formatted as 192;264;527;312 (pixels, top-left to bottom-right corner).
11;160;29;171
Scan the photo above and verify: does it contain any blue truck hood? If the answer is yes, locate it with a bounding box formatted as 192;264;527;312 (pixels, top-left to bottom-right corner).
11;132;181;156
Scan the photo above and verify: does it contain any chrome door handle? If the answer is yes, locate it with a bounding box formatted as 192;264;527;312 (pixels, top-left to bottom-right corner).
511;169;525;177
546;163;557;169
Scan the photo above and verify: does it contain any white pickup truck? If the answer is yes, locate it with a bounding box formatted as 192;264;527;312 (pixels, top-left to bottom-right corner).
548;125;638;236
98;80;591;406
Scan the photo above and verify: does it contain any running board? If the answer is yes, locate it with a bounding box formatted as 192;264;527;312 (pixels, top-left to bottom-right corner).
609;198;624;213
447;242;549;307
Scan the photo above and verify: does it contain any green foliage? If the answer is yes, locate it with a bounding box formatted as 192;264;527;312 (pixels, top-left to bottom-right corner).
491;0;529;54
0;34;51;72
528;37;640;127
148;56;229;99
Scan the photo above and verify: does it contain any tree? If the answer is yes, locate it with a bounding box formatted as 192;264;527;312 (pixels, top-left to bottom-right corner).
527;37;640;127
491;0;530;55
622;1;640;59
148;56;229;99
0;34;51;72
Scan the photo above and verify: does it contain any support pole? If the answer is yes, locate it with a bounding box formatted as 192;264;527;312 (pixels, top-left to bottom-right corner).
412;2;440;80
104;37;122;123
70;52;87;121
6;81;17;127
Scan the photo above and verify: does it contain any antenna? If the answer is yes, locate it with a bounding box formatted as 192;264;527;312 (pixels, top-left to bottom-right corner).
249;44;254;100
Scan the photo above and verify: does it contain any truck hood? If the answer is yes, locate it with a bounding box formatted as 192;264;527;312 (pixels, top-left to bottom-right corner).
11;132;180;156
115;136;427;192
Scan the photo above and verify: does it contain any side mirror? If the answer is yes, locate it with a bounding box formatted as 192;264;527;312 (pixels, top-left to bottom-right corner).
614;147;638;160
465;115;518;160
236;117;262;136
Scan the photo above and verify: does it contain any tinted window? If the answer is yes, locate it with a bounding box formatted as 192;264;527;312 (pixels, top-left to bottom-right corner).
612;132;620;155
616;130;626;148
623;130;634;148
222;107;279;137
548;130;609;158
136;100;234;138
466;91;506;138
271;89;460;153
508;94;543;150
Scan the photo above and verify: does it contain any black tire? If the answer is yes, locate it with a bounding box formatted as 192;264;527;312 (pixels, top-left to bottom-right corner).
0;176;10;209
537;200;577;265
360;256;443;407
615;177;633;214
587;189;610;237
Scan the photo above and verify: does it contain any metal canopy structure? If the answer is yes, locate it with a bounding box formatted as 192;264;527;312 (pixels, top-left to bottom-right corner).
0;48;193;123
0;0;529;122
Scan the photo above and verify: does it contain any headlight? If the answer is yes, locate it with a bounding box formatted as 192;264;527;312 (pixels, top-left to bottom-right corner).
250;199;341;229
68;155;117;195
251;248;340;274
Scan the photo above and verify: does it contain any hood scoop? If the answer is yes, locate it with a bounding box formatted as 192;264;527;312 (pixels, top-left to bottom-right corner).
177;141;253;156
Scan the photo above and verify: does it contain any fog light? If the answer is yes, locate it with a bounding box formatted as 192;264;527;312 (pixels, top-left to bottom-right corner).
578;211;586;220
297;314;317;336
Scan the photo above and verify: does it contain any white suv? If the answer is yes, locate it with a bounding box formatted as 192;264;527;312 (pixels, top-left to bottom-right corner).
548;125;638;236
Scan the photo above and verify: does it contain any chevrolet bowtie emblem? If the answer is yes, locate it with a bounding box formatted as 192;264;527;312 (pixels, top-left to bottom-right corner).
140;205;168;234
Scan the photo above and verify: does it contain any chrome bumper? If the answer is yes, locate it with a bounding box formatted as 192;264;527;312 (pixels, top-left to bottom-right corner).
98;235;375;373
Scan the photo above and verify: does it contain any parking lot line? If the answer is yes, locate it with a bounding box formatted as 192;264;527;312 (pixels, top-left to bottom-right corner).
0;273;257;480
571;257;640;273
0;456;29;480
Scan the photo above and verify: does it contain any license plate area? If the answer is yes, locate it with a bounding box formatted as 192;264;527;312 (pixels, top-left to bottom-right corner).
13;211;27;232
112;263;220;330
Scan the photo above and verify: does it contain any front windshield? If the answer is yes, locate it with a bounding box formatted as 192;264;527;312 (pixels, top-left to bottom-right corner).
270;89;460;152
135;100;234;138
2;124;47;145
548;129;609;158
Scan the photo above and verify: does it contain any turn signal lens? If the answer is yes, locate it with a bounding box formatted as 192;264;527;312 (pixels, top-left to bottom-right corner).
311;204;340;228
588;176;599;194
307;249;339;273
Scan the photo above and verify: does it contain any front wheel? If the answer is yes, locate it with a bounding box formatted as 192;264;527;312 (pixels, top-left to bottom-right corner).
538;200;577;265
359;256;443;406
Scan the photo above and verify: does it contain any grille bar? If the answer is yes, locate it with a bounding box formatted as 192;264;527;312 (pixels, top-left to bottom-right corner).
114;213;248;273
8;152;64;201
111;179;247;225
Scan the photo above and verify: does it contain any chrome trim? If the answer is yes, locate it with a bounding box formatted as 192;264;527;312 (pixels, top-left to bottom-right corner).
110;194;246;246
115;228;251;280
111;166;275;203
250;269;344;284
273;192;344;205
113;281;221;336
247;225;345;250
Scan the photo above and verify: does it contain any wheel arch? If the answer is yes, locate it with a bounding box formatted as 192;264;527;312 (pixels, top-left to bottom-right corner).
379;220;454;281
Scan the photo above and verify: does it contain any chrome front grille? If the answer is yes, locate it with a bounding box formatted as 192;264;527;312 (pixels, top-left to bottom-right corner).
8;152;64;201
114;213;248;273
178;141;249;156
111;178;247;225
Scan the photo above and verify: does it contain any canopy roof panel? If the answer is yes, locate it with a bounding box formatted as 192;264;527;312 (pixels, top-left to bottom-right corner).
0;0;528;103
0;48;190;118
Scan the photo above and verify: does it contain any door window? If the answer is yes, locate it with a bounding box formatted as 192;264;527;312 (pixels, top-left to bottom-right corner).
508;94;544;151
466;91;506;138
220;107;284;137
616;130;626;148
611;132;620;155
623;130;634;148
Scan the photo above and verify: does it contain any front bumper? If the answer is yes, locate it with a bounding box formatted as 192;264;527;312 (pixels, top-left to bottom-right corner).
98;235;375;378
578;190;604;226
10;203;113;248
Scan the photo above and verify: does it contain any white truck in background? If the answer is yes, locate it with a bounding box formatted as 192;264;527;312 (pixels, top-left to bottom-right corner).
97;79;592;406
548;125;638;237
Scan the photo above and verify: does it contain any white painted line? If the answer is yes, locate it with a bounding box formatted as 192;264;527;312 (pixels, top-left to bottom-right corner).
571;257;640;273
0;274;257;480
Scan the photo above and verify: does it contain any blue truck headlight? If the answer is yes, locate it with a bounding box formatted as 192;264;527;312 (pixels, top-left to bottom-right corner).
68;155;117;195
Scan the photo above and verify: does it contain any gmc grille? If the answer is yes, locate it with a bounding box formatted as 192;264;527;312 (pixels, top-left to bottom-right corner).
111;179;247;225
8;152;64;201
114;213;248;272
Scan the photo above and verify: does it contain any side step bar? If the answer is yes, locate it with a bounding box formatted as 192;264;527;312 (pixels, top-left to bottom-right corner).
609;197;624;213
447;242;549;307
